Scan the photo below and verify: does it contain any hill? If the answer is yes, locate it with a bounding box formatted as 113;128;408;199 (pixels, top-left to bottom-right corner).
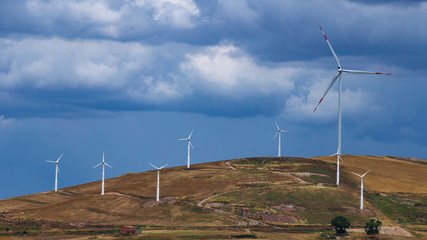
0;155;426;239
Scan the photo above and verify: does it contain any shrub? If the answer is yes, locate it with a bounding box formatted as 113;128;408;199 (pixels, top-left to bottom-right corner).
331;216;350;235
364;219;382;235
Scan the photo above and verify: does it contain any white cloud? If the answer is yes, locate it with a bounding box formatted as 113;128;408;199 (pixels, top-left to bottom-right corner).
217;0;258;25
126;76;181;103
67;1;121;23
24;0;200;38
26;0;120;23
284;71;378;122
0;115;17;130
26;0;122;37
0;38;148;88
128;0;200;29
181;43;296;98
0;37;192;103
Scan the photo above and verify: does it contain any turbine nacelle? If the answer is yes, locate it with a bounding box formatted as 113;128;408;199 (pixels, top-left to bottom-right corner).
351;169;371;210
149;163;168;170
273;121;287;139
46;154;63;192
149;162;168;202
351;169;371;178
46;154;63;165
178;129;194;168
314;26;392;112
314;25;391;186
94;151;112;195
93;151;113;169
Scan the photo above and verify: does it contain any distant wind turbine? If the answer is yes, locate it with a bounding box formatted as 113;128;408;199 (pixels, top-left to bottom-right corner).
46;154;63;192
93;151;112;195
313;25;391;186
149;163;168;201
273;121;287;157
178;129;194;168
351;169;371;210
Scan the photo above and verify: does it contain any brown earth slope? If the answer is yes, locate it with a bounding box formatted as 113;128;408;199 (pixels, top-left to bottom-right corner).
313;155;427;193
0;155;424;239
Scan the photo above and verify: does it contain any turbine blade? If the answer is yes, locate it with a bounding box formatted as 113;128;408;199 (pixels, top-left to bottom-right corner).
319;25;341;68
93;162;102;168
46;160;56;163
339;156;344;163
56;154;63;163
188;129;194;139
159;163;168;169
313;73;341;112
177;138;187;141
57;165;60;174
273;132;278;140
105;163;113;168
275;121;280;131
351;171;362;177
149;162;159;169
189;141;194;150
362;169;371;177
342;69;392;75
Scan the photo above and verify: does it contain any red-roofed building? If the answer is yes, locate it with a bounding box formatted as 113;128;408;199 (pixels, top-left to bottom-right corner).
120;226;136;235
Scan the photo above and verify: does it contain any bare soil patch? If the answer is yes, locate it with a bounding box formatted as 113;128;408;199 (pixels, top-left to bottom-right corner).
262;214;299;223
349;226;412;237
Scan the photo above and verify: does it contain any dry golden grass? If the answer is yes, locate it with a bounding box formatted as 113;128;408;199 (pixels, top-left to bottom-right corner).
0;156;424;239
313;155;427;193
0;160;297;226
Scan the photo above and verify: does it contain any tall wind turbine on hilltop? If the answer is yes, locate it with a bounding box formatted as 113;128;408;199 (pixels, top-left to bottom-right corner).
313;26;391;186
149;163;168;201
93;151;112;195
46;154;63;192
273;121;287;157
178;129;194;168
351;169;371;210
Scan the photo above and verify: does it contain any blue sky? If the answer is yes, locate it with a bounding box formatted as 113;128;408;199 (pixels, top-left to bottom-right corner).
0;0;426;199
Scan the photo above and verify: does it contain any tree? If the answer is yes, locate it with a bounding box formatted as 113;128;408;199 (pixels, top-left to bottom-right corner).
331;216;350;235
365;219;382;235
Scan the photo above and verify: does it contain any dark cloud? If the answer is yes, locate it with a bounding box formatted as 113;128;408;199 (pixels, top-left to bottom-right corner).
0;0;425;123
348;0;426;6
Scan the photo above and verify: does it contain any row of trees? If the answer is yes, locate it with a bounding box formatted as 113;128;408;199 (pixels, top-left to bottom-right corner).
331;216;382;236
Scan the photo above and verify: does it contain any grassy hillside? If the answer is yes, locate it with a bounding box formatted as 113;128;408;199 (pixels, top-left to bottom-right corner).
313;155;427;193
0;155;425;239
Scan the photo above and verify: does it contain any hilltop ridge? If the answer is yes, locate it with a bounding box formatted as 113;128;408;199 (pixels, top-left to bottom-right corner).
0;155;425;239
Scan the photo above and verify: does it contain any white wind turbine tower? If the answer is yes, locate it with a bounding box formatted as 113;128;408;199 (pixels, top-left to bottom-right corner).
46;154;63;192
148;163;168;201
93;151;112;195
273;121;287;157
178;129;194;168
351;169;371;210
313;26;391;186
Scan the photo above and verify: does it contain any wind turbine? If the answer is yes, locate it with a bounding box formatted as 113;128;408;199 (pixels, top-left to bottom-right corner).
148;163;168;201
46;154;63;192
313;25;391;186
93;151;112;195
178;129;194;168
351;169;371;210
273;121;287;157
